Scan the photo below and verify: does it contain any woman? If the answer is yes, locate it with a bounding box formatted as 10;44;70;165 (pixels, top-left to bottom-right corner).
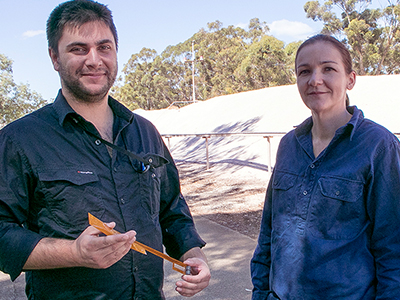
251;34;400;299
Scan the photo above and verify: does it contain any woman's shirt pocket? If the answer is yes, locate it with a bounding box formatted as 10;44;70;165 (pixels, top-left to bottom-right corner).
309;176;366;240
37;167;104;236
271;171;298;237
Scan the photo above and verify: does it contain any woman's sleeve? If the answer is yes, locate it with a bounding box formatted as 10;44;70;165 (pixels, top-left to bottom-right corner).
367;136;400;298
251;176;274;300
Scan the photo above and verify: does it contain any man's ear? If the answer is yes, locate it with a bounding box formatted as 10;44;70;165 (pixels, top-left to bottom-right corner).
49;47;60;72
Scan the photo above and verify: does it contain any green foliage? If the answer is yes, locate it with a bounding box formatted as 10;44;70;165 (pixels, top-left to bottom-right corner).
114;1;400;110
0;54;47;127
236;36;297;90
304;0;400;75
113;18;297;110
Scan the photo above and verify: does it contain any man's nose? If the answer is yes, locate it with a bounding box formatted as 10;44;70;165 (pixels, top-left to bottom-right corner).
86;48;103;67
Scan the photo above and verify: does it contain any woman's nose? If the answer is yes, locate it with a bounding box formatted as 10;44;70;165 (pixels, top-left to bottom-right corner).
308;70;323;86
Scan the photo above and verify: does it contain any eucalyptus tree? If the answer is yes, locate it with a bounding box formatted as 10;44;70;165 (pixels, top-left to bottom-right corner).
304;0;400;75
115;19;298;110
0;54;46;127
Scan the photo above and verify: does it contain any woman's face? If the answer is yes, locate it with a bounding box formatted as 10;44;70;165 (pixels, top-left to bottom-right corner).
295;41;356;115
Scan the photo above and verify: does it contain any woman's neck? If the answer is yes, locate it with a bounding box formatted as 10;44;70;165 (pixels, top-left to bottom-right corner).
311;108;352;158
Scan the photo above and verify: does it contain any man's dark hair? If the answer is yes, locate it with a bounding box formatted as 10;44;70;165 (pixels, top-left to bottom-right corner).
46;0;118;54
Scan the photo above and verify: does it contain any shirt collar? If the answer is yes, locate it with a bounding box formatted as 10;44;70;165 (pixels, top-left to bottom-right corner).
295;106;364;141
52;89;134;127
347;106;364;140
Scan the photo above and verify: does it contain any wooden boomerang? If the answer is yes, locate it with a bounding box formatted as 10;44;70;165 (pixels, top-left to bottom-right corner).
88;213;191;275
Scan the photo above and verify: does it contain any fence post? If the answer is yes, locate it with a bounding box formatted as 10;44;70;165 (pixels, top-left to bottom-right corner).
165;136;171;149
202;135;210;169
264;136;273;174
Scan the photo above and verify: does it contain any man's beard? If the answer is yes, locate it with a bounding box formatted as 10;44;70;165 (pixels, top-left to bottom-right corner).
59;64;117;103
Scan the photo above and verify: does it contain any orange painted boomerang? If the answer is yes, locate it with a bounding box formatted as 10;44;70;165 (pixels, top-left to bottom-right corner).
88;213;191;275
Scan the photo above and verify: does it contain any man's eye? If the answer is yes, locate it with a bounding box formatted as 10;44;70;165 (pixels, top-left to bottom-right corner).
99;45;111;51
71;47;86;53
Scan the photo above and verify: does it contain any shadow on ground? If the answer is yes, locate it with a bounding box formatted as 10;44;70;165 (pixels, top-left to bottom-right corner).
163;217;257;300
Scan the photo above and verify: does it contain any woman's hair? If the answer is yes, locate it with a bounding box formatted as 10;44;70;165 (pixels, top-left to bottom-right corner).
295;34;353;106
46;0;118;54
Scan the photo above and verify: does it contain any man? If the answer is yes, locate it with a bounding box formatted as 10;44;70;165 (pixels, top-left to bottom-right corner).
0;0;210;299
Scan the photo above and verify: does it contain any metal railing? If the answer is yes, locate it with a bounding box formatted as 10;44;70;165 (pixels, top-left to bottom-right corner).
162;132;400;172
161;132;287;172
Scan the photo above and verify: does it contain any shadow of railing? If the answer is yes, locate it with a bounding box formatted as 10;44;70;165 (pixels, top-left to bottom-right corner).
163;132;286;172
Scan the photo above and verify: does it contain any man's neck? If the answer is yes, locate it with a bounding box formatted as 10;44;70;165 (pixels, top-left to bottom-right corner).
63;89;114;142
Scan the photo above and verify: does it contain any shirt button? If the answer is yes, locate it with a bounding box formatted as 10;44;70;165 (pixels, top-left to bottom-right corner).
120;198;125;204
335;191;340;196
310;164;315;169
303;191;308;196
151;173;156;178
95;139;101;146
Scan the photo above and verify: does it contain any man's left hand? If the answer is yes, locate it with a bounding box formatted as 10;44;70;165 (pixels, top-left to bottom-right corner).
175;257;211;297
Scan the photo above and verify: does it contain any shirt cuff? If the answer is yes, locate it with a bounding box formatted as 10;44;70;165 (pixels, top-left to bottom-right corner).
0;223;43;281
163;225;206;260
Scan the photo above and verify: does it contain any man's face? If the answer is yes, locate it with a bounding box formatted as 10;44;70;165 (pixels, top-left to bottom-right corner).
50;21;118;103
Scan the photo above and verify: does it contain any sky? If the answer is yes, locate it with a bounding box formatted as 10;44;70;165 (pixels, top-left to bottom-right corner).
0;0;385;101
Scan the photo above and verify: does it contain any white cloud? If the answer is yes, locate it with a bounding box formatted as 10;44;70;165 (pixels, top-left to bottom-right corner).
268;19;315;42
235;22;248;29
22;30;46;39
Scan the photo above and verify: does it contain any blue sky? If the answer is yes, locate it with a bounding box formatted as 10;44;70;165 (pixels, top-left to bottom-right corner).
0;0;384;101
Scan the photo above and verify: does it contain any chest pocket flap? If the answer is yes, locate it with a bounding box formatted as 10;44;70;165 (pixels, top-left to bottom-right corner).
273;172;296;191
318;176;363;202
38;168;99;185
37;167;102;235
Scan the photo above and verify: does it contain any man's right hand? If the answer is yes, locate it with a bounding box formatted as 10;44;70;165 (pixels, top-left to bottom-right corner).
23;223;136;270
73;222;136;269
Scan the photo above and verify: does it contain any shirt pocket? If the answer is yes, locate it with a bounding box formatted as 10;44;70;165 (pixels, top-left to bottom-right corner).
309;176;365;240
38;168;104;234
271;171;298;237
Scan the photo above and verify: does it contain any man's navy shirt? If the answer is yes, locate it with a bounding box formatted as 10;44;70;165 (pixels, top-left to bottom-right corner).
251;106;400;299
0;91;205;300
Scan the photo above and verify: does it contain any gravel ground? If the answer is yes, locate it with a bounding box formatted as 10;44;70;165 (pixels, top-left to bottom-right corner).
177;161;268;240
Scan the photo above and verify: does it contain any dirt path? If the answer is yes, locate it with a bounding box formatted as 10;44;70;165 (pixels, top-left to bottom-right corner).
177;161;267;240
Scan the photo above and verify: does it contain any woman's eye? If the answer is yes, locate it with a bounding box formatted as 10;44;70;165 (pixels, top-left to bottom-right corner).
298;69;309;76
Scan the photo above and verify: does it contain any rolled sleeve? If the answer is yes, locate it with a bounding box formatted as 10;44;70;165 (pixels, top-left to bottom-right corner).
0;224;42;280
0;134;42;281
